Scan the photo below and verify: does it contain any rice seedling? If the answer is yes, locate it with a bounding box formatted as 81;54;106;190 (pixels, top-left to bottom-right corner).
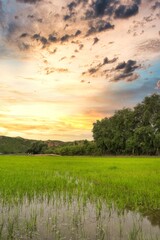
0;155;160;239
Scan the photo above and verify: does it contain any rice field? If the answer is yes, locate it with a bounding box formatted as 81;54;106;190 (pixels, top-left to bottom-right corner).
0;155;160;240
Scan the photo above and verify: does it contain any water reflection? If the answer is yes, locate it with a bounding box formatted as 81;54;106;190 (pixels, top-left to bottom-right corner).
142;209;160;228
0;195;160;240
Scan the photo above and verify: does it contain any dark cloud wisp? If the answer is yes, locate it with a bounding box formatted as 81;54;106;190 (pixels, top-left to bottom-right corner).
115;4;139;19
16;0;41;4
113;60;140;82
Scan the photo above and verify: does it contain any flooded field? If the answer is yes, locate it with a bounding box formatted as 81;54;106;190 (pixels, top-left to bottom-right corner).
0;195;160;240
0;155;160;239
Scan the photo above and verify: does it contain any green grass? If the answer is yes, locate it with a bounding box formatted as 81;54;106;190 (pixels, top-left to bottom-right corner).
0;155;160;211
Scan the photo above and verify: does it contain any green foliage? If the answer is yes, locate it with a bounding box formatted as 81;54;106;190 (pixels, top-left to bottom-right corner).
93;94;160;155
27;141;48;154
53;140;101;156
0;136;34;154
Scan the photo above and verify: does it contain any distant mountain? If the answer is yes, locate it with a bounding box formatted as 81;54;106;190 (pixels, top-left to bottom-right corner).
0;136;35;154
0;136;64;154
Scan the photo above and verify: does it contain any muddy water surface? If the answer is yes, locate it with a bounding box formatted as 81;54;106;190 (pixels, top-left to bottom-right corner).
0;196;160;240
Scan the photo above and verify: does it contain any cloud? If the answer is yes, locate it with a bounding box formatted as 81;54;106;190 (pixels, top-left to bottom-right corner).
0;42;18;58
44;67;69;75
63;0;87;21
63;13;75;21
85;0;116;19
86;26;96;35
93;37;99;45
0;0;143;59
113;72;139;82
48;34;57;42
16;0;41;4
115;4;139;19
116;60;138;73
82;56;118;77
86;21;114;36
138;39;160;53
32;33;48;47
88;67;99;74
7;22;19;39
40;36;48;45
61;34;71;42
103;57;118;65
32;33;41;41
0;0;160;142
20;33;28;38
124;60;138;73
97;21;114;32
83;67;99;76
152;1;160;10
27;14;34;18
0;122;52;132
93;0;112;17
87;76;157;119
75;30;81;36
156;80;160;89
67;1;77;11
113;60;139;82
115;62;126;70
18;42;30;51
79;44;84;49
84;0;141;19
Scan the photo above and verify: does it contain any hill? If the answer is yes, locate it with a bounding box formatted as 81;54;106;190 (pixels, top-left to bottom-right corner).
0;136;36;154
0;136;64;154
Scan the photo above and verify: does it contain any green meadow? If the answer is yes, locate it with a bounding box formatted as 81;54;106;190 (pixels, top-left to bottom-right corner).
0;155;160;239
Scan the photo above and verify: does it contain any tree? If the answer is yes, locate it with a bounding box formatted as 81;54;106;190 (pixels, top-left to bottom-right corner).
27;141;47;154
92;94;160;155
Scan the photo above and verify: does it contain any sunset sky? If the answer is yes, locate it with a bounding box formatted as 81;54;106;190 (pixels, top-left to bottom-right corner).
0;0;160;141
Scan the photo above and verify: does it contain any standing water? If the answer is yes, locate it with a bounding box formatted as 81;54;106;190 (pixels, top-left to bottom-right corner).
0;195;160;240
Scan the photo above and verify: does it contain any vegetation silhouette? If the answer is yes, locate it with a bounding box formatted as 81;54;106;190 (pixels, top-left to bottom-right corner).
93;94;160;155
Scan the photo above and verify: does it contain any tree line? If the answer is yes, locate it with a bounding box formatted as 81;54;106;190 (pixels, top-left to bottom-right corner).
27;94;160;156
93;93;160;155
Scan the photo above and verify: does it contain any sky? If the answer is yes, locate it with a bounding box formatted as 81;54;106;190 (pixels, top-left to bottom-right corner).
0;0;160;141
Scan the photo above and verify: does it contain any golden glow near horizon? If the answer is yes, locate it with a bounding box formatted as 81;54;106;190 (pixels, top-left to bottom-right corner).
0;0;160;140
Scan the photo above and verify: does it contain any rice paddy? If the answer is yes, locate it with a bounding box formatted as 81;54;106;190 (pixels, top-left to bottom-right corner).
0;155;160;239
